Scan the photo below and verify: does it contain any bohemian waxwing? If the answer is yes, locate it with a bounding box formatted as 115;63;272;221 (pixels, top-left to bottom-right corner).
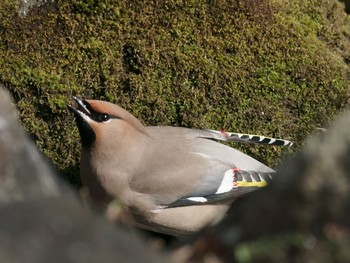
68;97;292;237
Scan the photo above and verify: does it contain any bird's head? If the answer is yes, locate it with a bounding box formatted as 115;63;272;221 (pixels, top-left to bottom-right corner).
68;96;147;148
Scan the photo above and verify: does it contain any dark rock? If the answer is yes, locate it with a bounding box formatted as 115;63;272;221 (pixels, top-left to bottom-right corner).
0;199;160;263
0;83;164;263
188;110;350;262
0;83;73;203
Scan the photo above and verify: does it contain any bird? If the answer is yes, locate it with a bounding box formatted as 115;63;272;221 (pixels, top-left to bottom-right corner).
68;96;292;237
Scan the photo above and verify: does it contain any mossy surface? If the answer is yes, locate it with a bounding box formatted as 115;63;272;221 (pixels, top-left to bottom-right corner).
0;0;349;186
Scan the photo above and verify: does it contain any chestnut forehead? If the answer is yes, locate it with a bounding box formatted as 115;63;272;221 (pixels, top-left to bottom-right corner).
86;100;117;114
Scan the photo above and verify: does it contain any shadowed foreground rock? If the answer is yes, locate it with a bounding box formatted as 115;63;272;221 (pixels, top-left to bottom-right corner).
0;83;163;263
0;85;73;204
186;110;350;263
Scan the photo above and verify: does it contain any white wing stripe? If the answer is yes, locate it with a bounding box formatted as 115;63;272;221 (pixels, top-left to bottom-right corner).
215;169;234;194
268;138;276;144
187;197;208;203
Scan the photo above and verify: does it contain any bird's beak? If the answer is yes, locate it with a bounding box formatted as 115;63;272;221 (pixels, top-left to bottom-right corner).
68;96;92;119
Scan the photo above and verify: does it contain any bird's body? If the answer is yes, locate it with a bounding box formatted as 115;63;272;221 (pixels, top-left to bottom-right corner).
69;97;292;236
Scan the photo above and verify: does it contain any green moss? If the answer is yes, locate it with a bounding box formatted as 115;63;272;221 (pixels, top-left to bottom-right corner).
235;232;306;263
234;231;350;263
0;0;349;186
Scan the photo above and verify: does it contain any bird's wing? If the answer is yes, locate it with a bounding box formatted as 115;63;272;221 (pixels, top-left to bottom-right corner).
160;168;274;209
141;127;278;209
146;126;293;147
148;135;275;209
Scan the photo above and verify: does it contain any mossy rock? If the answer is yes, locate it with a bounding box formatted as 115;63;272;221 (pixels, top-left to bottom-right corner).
0;0;349;186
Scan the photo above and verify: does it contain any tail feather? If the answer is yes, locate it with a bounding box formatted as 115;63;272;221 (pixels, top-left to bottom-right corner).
207;130;293;147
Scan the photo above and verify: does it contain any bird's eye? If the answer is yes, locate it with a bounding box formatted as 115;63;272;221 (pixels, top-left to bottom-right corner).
98;113;110;122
